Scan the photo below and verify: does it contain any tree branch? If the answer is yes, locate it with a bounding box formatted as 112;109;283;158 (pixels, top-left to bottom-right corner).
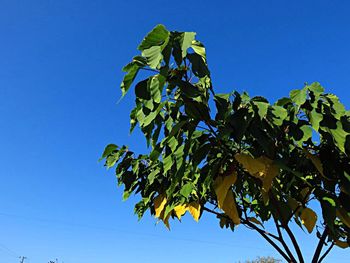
273;216;297;262
311;227;328;263
202;206;291;262
318;242;334;263
270;194;304;263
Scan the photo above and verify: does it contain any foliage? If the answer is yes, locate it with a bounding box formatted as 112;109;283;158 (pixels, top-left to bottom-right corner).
102;24;350;262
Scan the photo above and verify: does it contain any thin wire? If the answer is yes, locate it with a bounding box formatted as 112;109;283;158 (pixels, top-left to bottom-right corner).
0;211;276;252
0;242;18;258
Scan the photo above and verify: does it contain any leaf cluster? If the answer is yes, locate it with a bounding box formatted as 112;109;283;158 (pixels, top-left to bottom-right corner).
102;25;350;253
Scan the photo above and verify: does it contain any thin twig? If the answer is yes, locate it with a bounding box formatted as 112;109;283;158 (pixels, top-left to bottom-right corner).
318;242;334;263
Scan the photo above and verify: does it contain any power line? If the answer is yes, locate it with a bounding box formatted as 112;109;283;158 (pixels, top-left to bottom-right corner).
0;211;274;252
0;242;18;258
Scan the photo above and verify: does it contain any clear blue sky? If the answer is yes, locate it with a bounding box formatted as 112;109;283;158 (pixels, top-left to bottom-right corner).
1;0;350;262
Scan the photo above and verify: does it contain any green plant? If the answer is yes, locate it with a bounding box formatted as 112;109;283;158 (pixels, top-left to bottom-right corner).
102;24;350;262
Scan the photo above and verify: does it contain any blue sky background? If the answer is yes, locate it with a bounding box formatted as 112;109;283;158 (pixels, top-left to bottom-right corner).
1;0;350;262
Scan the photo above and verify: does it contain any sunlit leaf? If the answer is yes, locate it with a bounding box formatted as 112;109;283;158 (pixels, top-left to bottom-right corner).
154;194;167;218
188;202;201;222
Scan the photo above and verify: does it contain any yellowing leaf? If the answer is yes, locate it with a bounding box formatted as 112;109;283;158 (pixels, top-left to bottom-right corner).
337;208;350;228
213;171;237;208
222;191;240;225
262;164;279;192
335;240;349;249
235;154;278;200
300;207;317;233
174;204;188;220
154;194;167;218
234;154;267;175
188;202;201;222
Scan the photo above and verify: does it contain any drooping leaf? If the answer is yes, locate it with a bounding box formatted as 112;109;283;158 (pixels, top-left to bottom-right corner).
154;194;167;218
191;40;206;60
142;46;163;69
213;171;237;207
138;24;170;51
121;63;140;96
174;204;188;220
222;190;240;225
335;240;349;249
181;32;196;58
300;207;317;233
188;202;201;222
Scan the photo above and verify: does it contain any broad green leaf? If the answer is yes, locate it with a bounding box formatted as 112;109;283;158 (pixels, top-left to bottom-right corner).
142;46;163;69
181;32;196;58
138;24;169;51
321;121;349;153
121;63;139;96
299;125;312;143
187;53;210;78
309;109;323;131
290;88;307;106
253;101;269;119
180;183;194;198
308;82;324;96
191;40;206;60
270;105;288;126
135;79;151;102
148;169;159;185
101;144;117;160
300;207;317;233
149;75;164;103
163;155;173;174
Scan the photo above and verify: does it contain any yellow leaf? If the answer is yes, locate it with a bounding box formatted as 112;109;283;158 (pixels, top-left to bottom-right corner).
335;240;349;249
234;154;266;176
235;154;278;200
154;194;167;218
188;202;201;222
174;204;188;220
337;208;350;228
222;191;240;225
300;207;317;233
262;164;279;192
213;171;237;209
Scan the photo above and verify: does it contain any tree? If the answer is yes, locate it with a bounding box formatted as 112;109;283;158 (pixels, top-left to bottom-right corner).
101;24;350;262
